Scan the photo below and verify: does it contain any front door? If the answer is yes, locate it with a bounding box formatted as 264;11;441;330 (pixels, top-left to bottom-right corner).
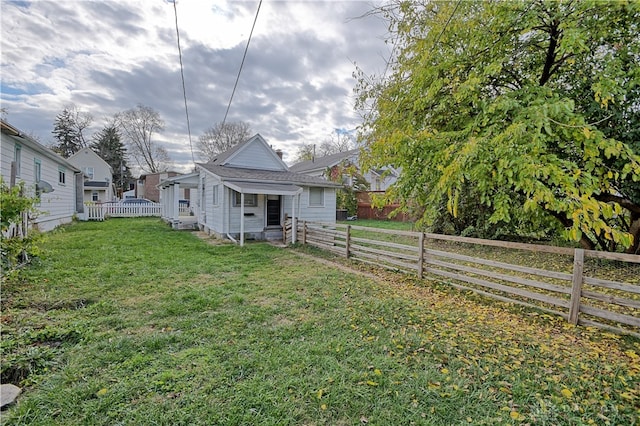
266;197;280;226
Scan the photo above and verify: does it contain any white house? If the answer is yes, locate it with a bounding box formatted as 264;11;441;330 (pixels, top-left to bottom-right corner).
1;119;83;232
289;149;399;191
159;134;341;245
67;148;116;203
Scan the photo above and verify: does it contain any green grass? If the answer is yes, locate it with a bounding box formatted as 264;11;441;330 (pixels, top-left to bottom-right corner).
339;219;416;232
1;218;638;425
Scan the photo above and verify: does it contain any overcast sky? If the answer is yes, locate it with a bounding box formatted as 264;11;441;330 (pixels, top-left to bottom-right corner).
1;0;391;172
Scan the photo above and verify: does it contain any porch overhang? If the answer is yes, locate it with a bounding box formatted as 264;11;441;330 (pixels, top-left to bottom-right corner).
223;181;303;196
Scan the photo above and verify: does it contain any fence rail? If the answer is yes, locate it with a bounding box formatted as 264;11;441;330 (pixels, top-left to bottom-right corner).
81;203;162;220
286;219;640;337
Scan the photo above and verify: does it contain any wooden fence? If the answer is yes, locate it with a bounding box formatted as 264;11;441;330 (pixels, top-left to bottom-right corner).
285;219;640;337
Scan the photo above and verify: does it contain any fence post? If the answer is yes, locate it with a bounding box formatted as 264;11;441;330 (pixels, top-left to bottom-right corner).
568;248;584;325
345;225;351;258
418;232;425;278
302;221;307;245
283;215;288;244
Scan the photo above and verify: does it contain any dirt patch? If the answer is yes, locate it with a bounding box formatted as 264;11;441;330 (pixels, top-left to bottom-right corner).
192;231;233;245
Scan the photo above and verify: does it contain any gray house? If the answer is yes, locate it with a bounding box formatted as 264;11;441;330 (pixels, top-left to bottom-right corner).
161;134;340;245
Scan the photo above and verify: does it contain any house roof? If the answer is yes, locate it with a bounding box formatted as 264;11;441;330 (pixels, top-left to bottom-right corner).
224;181;302;196
198;163;341;188
83;181;110;188
1;120;81;173
158;172;199;189
289;149;359;173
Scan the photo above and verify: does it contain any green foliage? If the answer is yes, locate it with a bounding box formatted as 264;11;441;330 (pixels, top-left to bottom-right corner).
326;161;369;216
356;0;640;252
51;105;92;157
0;178;43;279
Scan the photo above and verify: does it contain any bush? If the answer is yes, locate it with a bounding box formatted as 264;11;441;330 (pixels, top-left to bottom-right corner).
0;178;43;281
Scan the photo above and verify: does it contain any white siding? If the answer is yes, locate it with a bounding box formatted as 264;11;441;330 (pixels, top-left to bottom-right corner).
1;133;77;232
283;187;336;224
225;139;285;171
68;148;115;202
227;190;266;233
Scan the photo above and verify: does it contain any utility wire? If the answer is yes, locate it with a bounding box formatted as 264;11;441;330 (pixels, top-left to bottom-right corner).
222;0;262;127
173;0;196;165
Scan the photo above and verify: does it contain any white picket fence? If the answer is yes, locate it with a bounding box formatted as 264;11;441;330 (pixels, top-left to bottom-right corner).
81;203;162;221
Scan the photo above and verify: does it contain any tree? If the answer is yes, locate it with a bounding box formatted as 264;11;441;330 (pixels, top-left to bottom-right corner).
90;123;132;194
325;160;369;216
356;0;640;252
115;104;171;174
198;121;251;162
51;105;93;157
293;130;357;163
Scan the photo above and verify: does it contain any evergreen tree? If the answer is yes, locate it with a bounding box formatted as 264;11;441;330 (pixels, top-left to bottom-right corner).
51;108;82;157
91;124;131;195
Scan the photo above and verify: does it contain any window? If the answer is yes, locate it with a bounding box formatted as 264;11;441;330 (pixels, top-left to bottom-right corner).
34;159;41;182
58;167;66;185
83;167;94;179
309;187;324;206
233;191;257;207
14;144;21;176
212;184;219;205
92;192;99;202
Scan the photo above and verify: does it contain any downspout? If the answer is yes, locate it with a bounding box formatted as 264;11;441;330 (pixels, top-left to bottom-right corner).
240;192;245;247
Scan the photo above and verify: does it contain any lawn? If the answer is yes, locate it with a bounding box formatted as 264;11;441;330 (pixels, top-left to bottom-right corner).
1;218;638;425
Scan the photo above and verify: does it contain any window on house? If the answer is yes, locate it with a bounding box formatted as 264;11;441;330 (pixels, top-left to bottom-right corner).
233;191;257;207
83;167;94;179
58;167;66;185
212;184;219;205
14;144;22;176
309;187;324;206
92;192;99;202
34;159;41;182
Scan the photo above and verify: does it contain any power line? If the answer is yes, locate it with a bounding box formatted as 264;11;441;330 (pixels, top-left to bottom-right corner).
173;0;196;165
222;0;262;127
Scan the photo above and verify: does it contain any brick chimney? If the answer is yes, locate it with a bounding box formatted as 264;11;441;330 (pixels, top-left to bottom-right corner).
275;149;283;159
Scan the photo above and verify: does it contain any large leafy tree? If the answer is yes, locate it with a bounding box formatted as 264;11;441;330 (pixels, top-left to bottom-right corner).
51;105;93;157
198;121;251;162
356;0;640;252
90;124;132;194
116;104;171;174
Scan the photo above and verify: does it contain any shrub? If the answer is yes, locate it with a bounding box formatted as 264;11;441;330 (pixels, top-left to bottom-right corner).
0;178;43;281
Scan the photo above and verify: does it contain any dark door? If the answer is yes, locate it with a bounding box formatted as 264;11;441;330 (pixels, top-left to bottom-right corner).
266;198;281;226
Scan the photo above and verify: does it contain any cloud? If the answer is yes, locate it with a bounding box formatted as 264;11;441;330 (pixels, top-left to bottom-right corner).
1;0;390;171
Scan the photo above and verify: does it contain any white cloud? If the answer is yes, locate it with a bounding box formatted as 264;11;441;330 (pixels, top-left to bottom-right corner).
1;0;390;173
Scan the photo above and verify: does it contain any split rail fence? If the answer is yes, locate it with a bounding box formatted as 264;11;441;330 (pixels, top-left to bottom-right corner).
284;219;640;337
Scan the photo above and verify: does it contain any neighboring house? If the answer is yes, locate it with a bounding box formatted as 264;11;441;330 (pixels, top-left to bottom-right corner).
1;119;83;232
160;134;340;245
289;149;399;191
137;171;181;202
67;148;116;203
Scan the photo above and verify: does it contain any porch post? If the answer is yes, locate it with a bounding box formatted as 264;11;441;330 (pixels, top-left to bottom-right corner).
240;192;245;247
292;193;297;244
173;183;180;221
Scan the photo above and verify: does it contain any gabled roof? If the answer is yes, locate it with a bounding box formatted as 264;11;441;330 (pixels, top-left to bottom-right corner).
198;163;341;188
208;134;288;171
289;149;359;174
1;120;81;173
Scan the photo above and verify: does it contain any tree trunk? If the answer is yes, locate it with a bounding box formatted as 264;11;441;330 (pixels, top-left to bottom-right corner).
626;212;640;254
